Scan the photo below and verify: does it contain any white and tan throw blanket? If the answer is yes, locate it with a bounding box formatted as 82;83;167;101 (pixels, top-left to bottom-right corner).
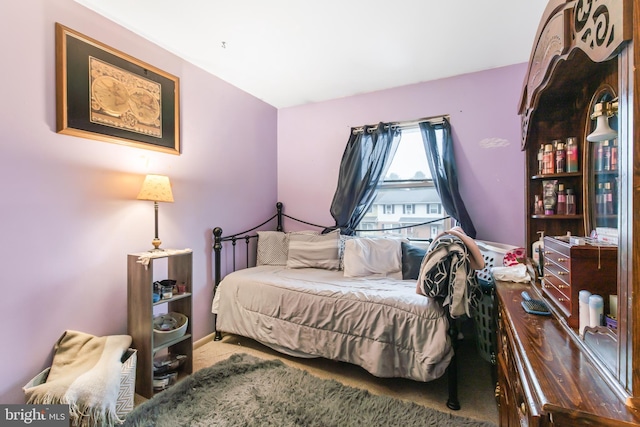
24;330;132;426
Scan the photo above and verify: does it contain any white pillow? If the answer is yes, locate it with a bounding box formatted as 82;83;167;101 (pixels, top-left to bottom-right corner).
286;230;340;270
343;237;404;277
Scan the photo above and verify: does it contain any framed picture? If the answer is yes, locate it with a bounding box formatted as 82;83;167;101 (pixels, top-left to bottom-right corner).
55;23;180;155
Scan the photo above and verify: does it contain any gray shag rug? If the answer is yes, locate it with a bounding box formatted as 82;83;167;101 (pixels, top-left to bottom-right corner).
123;353;496;427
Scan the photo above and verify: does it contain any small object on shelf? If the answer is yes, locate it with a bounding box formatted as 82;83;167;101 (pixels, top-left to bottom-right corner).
153;371;178;391
610;138;618;170
566;189;576;215
161;285;173;299
556;184;567;215
543;143;555;174
534;195;544;215
537;144;545;175
152;293;161;303
543;179;558;215
153;354;187;375
555;142;566;173
566;137;579;172
153;312;188;346
521;291;551;316
532;231;544;268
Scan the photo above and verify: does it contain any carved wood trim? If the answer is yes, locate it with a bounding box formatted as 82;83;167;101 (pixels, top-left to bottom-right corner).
518;0;631;149
574;0;632;62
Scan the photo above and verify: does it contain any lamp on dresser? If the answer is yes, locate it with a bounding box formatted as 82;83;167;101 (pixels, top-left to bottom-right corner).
136;174;174;251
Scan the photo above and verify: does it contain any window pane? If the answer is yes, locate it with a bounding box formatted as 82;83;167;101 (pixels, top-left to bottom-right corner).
357;124;451;240
386;127;431;180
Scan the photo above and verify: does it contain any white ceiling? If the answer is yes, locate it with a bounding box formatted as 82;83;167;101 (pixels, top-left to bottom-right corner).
74;0;547;108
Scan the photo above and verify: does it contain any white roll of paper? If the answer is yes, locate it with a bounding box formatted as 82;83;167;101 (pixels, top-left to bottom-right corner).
589;294;604;328
579;290;591;336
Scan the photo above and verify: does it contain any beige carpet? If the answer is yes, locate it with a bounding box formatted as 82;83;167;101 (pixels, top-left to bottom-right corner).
192;327;499;425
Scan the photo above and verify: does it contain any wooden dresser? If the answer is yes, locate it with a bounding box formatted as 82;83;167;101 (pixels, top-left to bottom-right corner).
542;236;617;328
495;281;640;426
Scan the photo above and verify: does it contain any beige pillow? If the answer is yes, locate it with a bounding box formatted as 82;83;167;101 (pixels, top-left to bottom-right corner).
286;230;340;270
256;231;288;266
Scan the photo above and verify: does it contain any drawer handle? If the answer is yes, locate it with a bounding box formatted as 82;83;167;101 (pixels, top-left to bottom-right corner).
520;402;527;415
544;251;552;255
557;257;567;262
544;262;551;266
558;297;566;302
558;271;567;276
558;284;568;289
543;284;550;289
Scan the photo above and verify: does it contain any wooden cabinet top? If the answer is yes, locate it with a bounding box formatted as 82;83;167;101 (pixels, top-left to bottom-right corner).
496;280;640;426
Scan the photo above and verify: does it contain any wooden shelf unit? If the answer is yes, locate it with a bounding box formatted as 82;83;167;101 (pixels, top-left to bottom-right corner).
127;251;193;399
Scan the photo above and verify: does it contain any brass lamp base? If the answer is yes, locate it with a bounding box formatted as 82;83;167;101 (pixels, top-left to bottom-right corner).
150;238;165;252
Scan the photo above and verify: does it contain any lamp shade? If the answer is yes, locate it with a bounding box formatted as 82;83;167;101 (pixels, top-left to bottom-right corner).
586;115;617;142
137;174;174;203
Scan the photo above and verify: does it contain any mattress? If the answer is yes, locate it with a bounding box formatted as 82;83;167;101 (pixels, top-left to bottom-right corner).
212;265;453;382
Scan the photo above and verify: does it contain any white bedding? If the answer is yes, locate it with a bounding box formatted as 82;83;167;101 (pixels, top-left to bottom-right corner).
212;265;453;382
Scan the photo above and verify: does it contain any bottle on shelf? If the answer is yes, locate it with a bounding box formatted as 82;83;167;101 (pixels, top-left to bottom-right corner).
543;143;555;174
566;188;576;215
555;142;566;173
596;182;604;214
566;137;579;172
532;231;545;270
610;138;618;171
604;182;614;215
537;144;545;175
534;195;544;215
556;183;567;215
595;142;604;172
602;141;611;171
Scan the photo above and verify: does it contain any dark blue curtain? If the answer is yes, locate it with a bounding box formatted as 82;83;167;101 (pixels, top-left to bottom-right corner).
329;123;400;235
419;118;477;238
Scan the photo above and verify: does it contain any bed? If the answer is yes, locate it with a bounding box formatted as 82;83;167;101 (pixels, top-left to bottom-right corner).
211;202;481;410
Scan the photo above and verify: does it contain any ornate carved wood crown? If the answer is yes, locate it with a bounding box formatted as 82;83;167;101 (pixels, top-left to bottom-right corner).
518;0;631;149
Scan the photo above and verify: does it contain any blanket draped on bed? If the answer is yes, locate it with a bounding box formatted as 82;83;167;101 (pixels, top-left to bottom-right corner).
416;232;482;318
24;330;132;427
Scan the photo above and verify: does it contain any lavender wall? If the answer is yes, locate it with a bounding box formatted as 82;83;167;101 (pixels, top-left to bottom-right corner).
0;0;277;403
1;0;528;406
277;64;527;246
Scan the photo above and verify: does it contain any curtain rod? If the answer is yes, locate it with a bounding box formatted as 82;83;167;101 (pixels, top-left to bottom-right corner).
351;114;449;134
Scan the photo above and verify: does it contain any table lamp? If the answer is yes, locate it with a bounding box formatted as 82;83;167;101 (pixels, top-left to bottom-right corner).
137;174;174;251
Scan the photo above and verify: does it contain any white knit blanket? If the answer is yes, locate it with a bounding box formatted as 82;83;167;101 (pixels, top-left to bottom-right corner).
24;330;132;427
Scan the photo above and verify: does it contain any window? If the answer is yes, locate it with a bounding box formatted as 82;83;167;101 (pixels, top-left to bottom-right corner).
403;204;415;214
357;125;451;240
427;203;441;214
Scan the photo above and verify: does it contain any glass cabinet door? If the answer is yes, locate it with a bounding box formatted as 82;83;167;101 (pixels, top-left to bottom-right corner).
585;88;619;237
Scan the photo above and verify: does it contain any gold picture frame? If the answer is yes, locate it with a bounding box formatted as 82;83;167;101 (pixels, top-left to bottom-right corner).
55;23;180;155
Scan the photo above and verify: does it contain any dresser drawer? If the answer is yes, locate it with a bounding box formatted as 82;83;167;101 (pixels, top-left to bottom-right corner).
543;236;570;255
542;278;571;314
543;244;571;274
542;264;570;292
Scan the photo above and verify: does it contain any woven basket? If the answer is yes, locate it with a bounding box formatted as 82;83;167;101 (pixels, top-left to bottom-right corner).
24;348;137;420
